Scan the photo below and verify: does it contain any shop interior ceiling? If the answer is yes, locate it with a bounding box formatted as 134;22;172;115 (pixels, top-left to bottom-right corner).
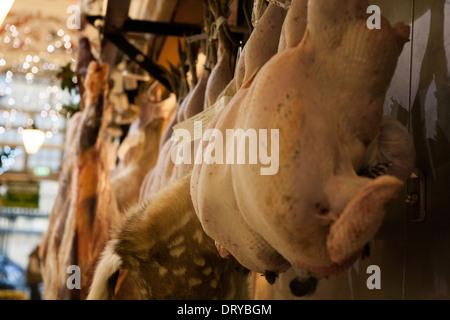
0;0;241;182
0;0;207;88
103;0;203;73
92;0;243;94
97;0;206;93
0;0;79;72
0;0;247;128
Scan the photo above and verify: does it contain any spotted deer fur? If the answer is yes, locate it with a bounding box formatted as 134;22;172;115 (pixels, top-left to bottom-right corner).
88;174;250;300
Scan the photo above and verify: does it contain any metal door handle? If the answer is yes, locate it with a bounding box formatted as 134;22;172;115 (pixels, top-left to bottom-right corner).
405;168;426;222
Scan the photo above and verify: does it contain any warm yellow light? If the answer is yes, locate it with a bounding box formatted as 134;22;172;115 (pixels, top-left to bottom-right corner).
22;128;46;154
0;0;15;27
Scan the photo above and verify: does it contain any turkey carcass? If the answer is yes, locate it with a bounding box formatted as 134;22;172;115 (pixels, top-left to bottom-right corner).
192;0;414;276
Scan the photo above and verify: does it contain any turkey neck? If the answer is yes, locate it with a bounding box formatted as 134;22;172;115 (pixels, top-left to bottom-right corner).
240;3;287;87
204;44;233;110
278;0;308;52
184;68;211;119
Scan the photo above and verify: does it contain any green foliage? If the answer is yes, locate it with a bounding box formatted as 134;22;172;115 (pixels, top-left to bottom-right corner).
56;63;77;92
56;63;80;118
59;102;80;119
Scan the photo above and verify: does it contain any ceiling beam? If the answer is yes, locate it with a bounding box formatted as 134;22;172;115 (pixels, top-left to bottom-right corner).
86;15;203;37
101;0;131;75
0;142;64;150
0;171;60;183
104;33;171;90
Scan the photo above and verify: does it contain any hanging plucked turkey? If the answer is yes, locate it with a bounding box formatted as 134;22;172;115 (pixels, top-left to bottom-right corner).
112;88;175;212
192;0;414;276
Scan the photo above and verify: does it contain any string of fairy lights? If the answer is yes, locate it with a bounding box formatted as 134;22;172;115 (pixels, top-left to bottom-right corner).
0;15;79;176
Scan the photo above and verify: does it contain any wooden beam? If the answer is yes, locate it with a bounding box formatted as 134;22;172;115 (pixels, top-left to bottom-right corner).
0;142;65;150
104;33;172;90
86;16;203;37
123;20;202;36
0;171;60;182
101;0;131;74
103;0;132;34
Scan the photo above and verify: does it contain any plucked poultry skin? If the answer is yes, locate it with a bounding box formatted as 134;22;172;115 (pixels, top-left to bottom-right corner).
111;90;172;212
192;0;414;276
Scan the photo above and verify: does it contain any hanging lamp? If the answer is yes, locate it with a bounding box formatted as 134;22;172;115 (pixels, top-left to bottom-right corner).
22;122;46;154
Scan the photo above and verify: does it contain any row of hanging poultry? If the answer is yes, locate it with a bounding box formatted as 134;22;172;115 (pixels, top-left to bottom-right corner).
38;0;415;300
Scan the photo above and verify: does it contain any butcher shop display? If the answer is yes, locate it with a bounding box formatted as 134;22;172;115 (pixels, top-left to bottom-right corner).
35;0;416;301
